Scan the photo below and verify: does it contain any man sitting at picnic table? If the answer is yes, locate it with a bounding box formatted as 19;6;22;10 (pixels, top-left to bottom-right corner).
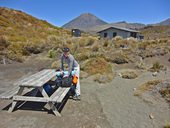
60;47;81;100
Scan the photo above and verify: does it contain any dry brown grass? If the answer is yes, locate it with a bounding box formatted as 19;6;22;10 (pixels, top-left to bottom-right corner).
134;80;162;96
149;62;166;72
141;25;170;40
51;60;60;69
80;57;115;83
159;83;170;102
94;73;115;83
82;57;113;75
120;71;138;79
164;122;170;128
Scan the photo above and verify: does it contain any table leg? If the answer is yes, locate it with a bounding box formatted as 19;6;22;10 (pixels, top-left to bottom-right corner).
8;87;24;113
39;87;61;116
49;102;61;117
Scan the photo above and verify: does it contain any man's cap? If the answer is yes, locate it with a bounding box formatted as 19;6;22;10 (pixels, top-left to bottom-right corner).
62;47;70;52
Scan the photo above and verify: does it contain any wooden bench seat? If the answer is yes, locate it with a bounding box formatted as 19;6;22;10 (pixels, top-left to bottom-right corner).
0;86;20;100
11;87;70;103
49;87;70;103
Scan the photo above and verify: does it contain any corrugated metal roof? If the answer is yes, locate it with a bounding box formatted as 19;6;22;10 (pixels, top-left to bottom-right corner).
97;26;140;33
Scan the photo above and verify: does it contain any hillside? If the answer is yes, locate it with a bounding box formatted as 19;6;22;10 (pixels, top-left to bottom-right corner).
0;7;70;43
86;21;146;34
141;25;170;39
62;13;108;30
0;7;70;62
111;21;146;30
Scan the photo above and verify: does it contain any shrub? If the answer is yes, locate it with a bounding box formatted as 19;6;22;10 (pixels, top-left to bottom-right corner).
114;39;129;48
78;36;97;47
164;122;170;128
149;62;164;72
94;73;115;83
113;57;128;64
120;71;138;79
159;83;170;102
135;62;147;70
0;36;10;50
48;49;56;58
82;57;113;75
51;61;60;69
86;36;96;46
138;42;148;50
24;42;44;54
76;52;89;61
103;40;110;47
91;42;99;52
134;80;162;96
113;36;123;41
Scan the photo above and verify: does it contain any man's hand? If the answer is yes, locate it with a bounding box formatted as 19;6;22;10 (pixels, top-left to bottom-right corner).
60;69;64;75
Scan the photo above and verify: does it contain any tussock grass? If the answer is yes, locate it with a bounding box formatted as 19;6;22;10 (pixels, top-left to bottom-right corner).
80;57;115;83
134;80;162;96
164;122;170;128
121;71;138;79
149;62;165;72
159;83;170;102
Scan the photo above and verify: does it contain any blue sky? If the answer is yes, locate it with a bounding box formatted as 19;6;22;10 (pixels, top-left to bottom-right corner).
0;0;170;26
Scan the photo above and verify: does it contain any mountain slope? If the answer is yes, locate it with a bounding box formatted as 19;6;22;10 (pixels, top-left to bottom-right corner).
111;21;146;30
158;18;170;26
141;25;170;39
0;7;69;43
62;13;108;30
86;21;146;33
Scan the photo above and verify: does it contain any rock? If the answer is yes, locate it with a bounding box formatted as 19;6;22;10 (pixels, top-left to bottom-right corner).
133;88;137;91
149;113;154;119
152;72;158;77
118;73;122;77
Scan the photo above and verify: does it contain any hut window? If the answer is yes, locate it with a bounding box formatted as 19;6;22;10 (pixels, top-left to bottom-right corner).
113;32;117;37
104;33;107;38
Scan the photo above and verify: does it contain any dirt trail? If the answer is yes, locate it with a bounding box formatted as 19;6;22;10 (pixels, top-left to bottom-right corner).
95;69;170;128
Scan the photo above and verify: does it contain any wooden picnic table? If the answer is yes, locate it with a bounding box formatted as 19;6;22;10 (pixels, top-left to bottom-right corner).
0;69;70;116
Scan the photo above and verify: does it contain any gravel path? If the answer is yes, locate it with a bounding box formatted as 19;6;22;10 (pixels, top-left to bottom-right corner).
96;70;170;128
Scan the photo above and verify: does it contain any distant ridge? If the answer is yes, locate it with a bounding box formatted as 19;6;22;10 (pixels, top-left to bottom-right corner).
157;18;170;26
62;13;170;33
62;13;108;30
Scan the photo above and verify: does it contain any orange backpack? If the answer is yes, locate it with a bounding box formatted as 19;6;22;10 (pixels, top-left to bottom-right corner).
72;75;78;84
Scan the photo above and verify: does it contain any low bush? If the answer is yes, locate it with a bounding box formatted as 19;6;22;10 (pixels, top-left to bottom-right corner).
48;49;56;58
149;62;165;72
51;61;60;69
120;71;138;79
94;73;115;83
164;122;170;128
76;52;89;61
82;57;113;75
134;80;162;96
159;83;170;102
0;36;10;50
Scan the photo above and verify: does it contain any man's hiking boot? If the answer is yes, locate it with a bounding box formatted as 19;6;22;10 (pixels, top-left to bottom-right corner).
73;95;81;101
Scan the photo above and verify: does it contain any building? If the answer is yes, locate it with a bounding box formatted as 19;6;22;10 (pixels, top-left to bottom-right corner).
71;29;81;37
98;26;140;39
